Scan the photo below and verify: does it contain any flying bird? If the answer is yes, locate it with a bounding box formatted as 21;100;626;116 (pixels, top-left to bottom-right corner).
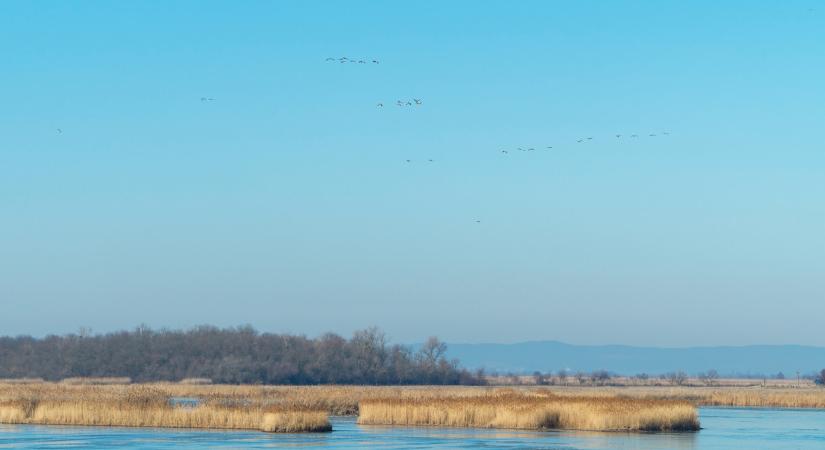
501;150;509;154
406;101;412;106
358;60;366;64
586;137;593;140
56;128;62;134
546;146;553;149
200;97;215;102
376;103;384;107
396;100;404;106
576;139;583;143
428;159;434;162
405;159;412;163
413;99;422;105
325;57;335;61
372;60;379;64
528;148;535;151
649;133;657;137
615;134;622;138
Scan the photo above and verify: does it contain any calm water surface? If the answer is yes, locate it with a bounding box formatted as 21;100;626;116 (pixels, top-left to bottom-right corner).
1;408;823;449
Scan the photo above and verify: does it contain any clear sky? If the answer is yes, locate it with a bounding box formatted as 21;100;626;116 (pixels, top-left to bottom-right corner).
1;1;823;346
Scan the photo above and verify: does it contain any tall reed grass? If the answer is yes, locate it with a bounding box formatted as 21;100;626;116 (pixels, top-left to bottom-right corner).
358;392;699;432
0;384;330;432
1;382;823;434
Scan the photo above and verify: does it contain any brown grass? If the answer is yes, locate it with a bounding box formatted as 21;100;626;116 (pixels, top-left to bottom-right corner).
0;384;330;433
575;386;825;409
1;382;823;434
358;391;699;432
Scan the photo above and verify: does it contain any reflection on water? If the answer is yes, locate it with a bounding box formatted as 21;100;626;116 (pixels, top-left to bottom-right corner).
0;408;823;449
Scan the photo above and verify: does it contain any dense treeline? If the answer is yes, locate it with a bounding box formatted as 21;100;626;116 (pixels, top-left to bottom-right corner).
0;326;484;385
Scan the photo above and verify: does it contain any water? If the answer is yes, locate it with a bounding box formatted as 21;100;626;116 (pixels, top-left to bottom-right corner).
1;408;823;449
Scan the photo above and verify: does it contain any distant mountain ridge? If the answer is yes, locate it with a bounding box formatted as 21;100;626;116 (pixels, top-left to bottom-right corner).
445;341;825;376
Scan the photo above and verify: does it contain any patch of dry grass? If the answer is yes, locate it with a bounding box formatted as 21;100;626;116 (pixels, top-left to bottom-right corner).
1;382;823;434
0;384;330;433
547;385;825;409
358;391;699;432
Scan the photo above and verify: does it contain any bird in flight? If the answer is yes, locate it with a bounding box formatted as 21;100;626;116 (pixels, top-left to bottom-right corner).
586;137;593;140
576;139;583;143
649;133;657;137
428;159;434;162
325;57;335;62
615;134;622;138
405;159;412;163
475;220;481;223
56;128;62;134
546;146;553;150
501;150;509;154
372;60;379;64
200;97;215;102
406;101;412;106
528;148;535;151
396;100;404;107
358;60;366;64
413;99;422;105
376;103;384;107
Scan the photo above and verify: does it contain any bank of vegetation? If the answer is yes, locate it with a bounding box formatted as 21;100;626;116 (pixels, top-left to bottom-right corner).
0;383;702;433
358;391;700;432
0;326;482;385
0;383;330;432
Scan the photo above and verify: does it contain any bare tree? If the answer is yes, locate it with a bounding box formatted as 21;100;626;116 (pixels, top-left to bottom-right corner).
418;336;447;366
591;370;611;386
667;371;688;386
698;369;719;386
557;369;568;386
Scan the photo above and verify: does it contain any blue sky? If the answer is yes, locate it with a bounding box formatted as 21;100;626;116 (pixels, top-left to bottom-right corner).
1;1;823;345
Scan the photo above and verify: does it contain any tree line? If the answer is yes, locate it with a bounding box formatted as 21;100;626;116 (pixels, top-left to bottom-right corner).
0;325;485;385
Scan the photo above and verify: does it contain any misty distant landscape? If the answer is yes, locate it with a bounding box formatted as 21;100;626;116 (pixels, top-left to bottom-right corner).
446;341;825;377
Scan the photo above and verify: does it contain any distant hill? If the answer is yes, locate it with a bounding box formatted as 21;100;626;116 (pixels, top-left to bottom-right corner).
445;341;825;376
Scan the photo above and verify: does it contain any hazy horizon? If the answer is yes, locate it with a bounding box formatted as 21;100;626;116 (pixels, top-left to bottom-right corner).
2;1;824;346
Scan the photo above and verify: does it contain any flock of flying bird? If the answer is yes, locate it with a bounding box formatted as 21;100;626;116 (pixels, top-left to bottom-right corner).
325;56;380;64
52;56;674;226
500;131;672;154
376;99;422;108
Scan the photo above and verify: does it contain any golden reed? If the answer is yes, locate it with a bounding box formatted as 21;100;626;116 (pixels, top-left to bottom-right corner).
0;384;330;433
2;382;824;434
358;392;700;432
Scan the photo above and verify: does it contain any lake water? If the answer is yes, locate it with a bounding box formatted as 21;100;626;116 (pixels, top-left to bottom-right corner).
1;407;823;449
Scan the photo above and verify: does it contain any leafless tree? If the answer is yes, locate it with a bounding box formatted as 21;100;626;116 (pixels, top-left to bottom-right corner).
698;369;719;386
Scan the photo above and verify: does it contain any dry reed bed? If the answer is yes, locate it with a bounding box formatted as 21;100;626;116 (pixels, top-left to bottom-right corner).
358;392;699;432
0;384;330;433
549;386;825;409
1;383;823;434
